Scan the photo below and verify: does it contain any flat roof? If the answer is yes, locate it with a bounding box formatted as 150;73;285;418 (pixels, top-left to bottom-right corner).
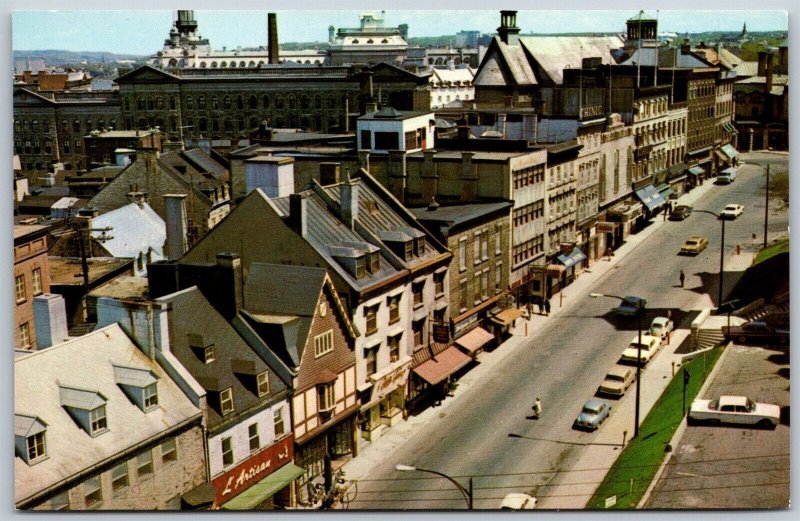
49;257;131;285
88;275;150;300
13;224;49;240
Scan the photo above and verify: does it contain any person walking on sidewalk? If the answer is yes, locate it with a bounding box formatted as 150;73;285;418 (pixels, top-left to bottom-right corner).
532;396;542;418
544;299;551;316
679;270;685;288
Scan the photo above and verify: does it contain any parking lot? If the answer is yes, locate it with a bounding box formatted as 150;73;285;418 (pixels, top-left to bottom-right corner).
644;344;790;509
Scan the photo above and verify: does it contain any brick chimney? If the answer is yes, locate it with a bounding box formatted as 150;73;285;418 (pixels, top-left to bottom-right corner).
289;192;308;237
340;172;359;230
268;13;280;64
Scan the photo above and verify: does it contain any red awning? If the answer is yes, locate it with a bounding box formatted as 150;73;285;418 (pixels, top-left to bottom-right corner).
411;346;471;386
455;327;494;354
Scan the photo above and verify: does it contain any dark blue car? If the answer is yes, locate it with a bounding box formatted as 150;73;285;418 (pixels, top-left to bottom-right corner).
614;296;646;317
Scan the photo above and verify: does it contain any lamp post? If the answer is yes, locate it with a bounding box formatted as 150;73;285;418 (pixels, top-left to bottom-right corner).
395;464;473;509
590;292;645;438
693;209;726;306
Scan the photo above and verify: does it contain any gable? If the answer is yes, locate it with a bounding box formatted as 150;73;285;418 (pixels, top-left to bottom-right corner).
115;65;180;84
368;62;431;84
474;48;511;87
13;88;55;107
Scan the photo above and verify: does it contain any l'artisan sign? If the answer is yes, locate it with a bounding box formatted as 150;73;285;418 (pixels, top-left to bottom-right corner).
212;435;295;505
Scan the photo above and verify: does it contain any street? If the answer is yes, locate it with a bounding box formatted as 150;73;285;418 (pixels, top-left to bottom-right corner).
342;152;789;510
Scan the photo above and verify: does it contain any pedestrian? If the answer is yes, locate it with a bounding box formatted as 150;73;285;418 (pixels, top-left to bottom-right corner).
532;396;542;418
544;299;551;316
679;270;685;288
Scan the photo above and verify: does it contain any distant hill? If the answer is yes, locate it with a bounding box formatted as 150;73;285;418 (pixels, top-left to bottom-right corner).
12;49;147;67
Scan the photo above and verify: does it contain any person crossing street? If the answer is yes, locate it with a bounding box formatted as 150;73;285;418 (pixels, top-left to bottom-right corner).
679;270;686;288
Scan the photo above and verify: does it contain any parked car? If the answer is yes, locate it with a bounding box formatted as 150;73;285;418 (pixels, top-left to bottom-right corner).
500;493;537;510
716;168;737;184
597;365;636;397
669;205;693;221
574;399;612;430
680;236;709;255
649;317;675;340
719;204;744;220
688;395;780;429
620;334;662;365
613;296;647;317
722;320;790;345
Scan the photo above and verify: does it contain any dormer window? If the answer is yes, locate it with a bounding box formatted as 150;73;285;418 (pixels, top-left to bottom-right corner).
257;371;270;397
404;241;414;260
356;256;366;279
204;345;215;364
15;414;48;465
415;238;426;256
59;386;109;437
113;365;160;412
220;388;234;415
368;252;380;274
188;333;215;364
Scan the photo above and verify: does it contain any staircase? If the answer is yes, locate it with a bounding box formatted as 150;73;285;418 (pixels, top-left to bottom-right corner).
695;328;726;350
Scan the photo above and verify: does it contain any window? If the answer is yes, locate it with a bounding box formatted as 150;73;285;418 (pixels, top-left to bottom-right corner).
413;282;424;306
211;96;219;109
318;382;335;411
388;333;401;361
49;491;70;510
248;423;260;452
481;269;489;300
364;304;379;335
365;345;378;377
481;230;489;260
374;131;400;150
415;237;426;256
19;323;31;349
222;437;234;466
459;279;468;311
255;371;270;397
84;475;103;508
274;408;285;437
473;232;481;263
89;406;107;435
220;388;234;415
198;96;206;109
137;450;153;478
15;274;25;301
368;252;380;273
495;223;502;254
355;256;366;279
459;238;467;270
388;295;400;324
143;383;158;410
111;461;129;492
161;438;177;463
404;241;414;260
203;345;215;364
27;431;46;462
314;330;334;357
495;262;503;291
413;319;425;347
434;273;445;296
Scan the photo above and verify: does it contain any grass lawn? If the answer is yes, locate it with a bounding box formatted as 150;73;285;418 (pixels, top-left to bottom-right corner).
587;346;724;509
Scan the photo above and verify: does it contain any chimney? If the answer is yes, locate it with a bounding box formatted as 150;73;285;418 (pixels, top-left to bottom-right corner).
215;252;243;319
361;72;377;114
319;162;341;186
127;191;147;207
765;50;775;94
497;10;521;46
457;125;470;140
358;150;370;171
340;175;359;230
33;294;69;348
164;194;189;260
681;39;691;54
245;155;295;197
289;192;308;237
268;13;280;64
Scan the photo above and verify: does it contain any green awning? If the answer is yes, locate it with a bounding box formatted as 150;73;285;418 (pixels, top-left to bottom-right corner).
221;463;306;510
688;166;704;176
657;183;673;199
721;144;739;159
723;123;739;134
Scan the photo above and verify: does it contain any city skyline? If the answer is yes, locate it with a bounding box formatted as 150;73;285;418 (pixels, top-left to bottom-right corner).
12;9;789;56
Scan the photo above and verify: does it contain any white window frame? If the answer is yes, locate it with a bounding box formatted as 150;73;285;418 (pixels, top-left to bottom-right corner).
257;371;270;397
318;383;336;412
31;267;43;295
143;383;158;410
15;274;25;302
458;238;467;270
84;475;103;508
27;431;46;462
314;330;334;358
137;449;153;477
89;405;107;436
274;408;285;437
111;461;129;492
161;438;177;463
220;388;234;415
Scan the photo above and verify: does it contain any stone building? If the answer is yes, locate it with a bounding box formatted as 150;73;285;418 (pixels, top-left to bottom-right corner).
328;11;409;66
15;324;207;510
13;88;120;176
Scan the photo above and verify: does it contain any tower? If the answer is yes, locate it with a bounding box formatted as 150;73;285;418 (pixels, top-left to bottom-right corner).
625;10;659;50
175;10;198;37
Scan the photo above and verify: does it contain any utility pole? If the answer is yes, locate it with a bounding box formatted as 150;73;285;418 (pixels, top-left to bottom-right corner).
764;163;770;248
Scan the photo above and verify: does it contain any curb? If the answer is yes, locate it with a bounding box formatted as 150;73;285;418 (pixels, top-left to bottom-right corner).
637;340;733;508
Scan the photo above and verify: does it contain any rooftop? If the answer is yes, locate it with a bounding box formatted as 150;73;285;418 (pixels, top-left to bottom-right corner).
88;275;150;301
49;257;132;285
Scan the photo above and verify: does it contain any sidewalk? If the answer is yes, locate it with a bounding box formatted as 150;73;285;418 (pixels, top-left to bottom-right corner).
340;178;723;499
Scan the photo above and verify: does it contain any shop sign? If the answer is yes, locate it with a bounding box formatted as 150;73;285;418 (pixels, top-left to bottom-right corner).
432;324;450;343
453;313;480;337
597;222;616;233
212;435;294;505
373;365;410;399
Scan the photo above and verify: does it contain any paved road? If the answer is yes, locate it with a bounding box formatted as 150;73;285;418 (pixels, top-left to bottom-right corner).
343;154;789;510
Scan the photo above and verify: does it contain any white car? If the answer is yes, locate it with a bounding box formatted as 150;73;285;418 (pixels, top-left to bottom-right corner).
688;395;780;429
620;334;662;365
649;317;675;340
720;204;744;220
500;493;537;509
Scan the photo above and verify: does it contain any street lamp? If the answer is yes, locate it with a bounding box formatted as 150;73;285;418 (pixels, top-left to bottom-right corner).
692;209;727;307
395;464;473;509
590;292;645;438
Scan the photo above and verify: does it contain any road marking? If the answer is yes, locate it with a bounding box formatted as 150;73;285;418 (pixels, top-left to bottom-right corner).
676;471;704;478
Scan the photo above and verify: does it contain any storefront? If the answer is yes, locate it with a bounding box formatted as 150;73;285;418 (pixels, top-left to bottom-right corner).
606;200;643;238
454;326;494;358
715;143;740;170
686;146;713;178
556;246;587;285
595;221;616;255
215;436;305;510
488;307;525;342
687;165;705;188
294;414;357;504
358;359;411;442
408;342;472;412
634;184;667;219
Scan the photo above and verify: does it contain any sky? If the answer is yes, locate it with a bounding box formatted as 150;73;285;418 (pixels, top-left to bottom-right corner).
11;4;789;56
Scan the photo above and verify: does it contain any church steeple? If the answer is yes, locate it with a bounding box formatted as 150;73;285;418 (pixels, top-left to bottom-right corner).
741;22;748;37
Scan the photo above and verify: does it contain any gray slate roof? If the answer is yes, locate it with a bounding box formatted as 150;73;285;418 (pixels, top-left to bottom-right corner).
245;263;327;317
519;36;625;84
623;47;713;68
15;324;202;506
409;201;513;229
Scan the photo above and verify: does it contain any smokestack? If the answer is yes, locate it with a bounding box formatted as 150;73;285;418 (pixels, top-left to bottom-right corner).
329;25;336;45
33;294;69;349
289;192;308;237
268;13;280;64
215;252;243;319
164;194;189;260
